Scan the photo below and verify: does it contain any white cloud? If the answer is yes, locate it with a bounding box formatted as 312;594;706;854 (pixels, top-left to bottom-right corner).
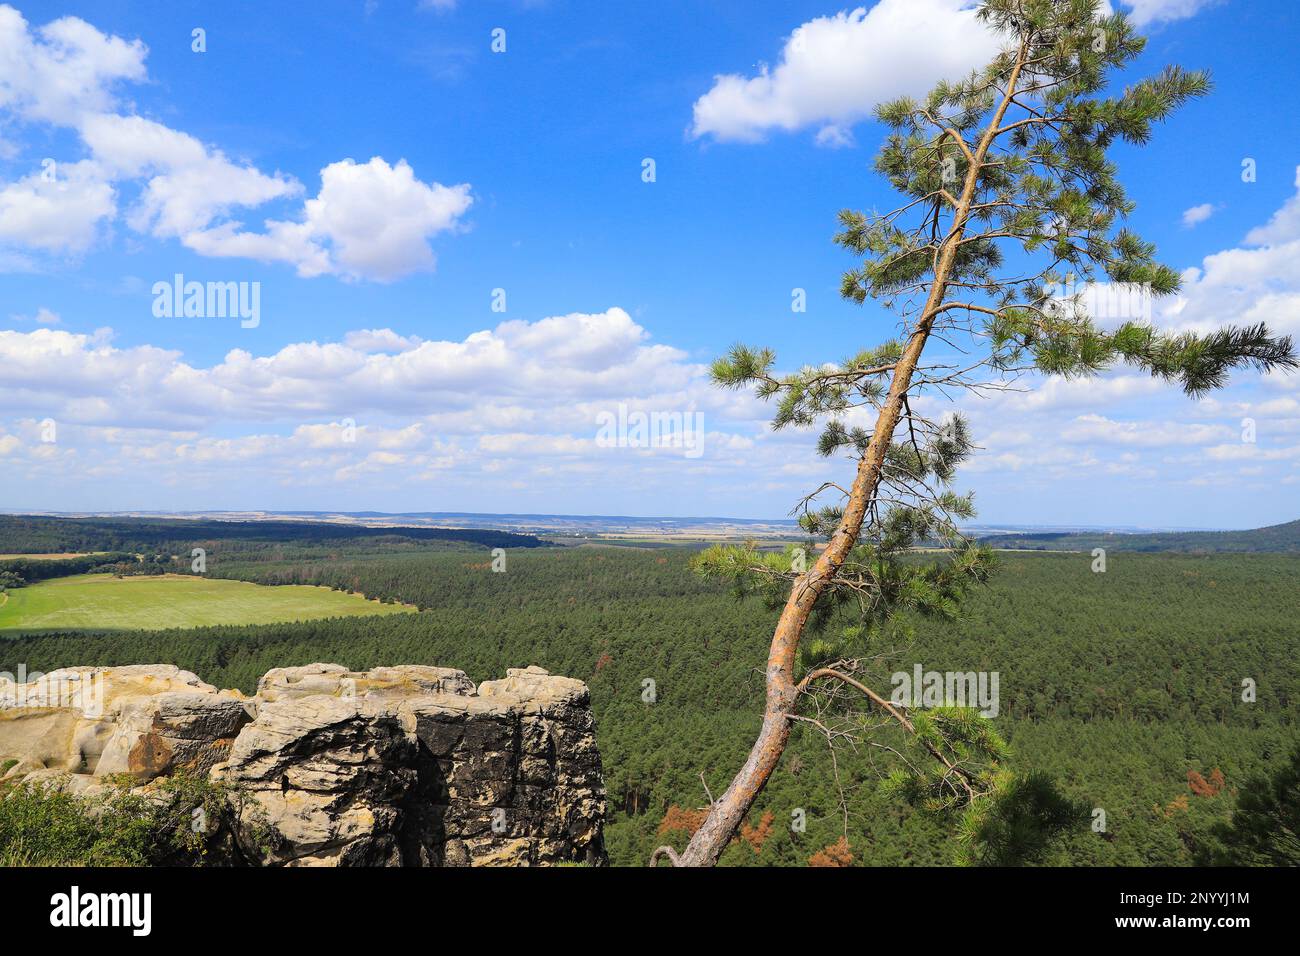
126;149;471;282
298;157;471;281
0;307;807;508
0;5;146;125
8;306;60;325
0;161;114;253
1180;202;1215;228
1157;167;1300;338
477;433;593;457
185;157;474;280
1244;165;1300;247
494;308;651;370
0;302;1293;519
0;8;471;280
1123;0;1220;27
814;124;855;149
342;328;424;353
690;1;1003;144
690;1;1220;145
79;113;301;240
994;373;1168;413
947;169;1300;507
1061;413;1234;447
1203;441;1300;462
0;308;705;429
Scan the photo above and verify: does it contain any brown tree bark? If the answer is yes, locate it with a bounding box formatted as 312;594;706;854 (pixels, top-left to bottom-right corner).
672;42;1029;868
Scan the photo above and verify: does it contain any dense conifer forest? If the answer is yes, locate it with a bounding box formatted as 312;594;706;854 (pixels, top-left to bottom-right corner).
1;520;1294;866
0;515;546;556
979;519;1300;553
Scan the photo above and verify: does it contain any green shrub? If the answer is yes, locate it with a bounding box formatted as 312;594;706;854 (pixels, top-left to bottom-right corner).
0;771;245;867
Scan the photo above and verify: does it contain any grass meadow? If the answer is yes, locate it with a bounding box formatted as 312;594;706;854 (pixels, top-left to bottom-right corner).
0;574;414;632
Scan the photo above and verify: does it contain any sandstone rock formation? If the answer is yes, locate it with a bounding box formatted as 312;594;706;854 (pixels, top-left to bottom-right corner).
0;663;607;866
0;665;251;789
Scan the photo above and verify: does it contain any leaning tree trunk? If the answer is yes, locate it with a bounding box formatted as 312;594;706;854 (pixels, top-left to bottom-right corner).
673;45;1028;868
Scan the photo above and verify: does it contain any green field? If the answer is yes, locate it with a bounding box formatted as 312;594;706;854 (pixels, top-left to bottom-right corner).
0;574;415;631
0;552;104;560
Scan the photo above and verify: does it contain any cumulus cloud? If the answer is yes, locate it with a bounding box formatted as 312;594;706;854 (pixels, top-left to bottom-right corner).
0;5;145;124
0;307;810;510
342;328;425;353
188;158;472;281
950;169;1300;504
303;158;470;280
0;308;707;429
78;113;301;240
1244;165;1300;247
1157;167;1300;338
1060;413;1234;447
0;161;115;252
1180;202;1215;228
690;1;1220;146
1202;441;1300;462
994;374;1167;413
0;6;471;280
690;1;1004;145
1123;0;1221;27
0;302;1293;517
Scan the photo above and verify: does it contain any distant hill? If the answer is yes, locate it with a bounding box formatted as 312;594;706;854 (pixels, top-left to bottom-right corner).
0;514;548;554
979;518;1300;553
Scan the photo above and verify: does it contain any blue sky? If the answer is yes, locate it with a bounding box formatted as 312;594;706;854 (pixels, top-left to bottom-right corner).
2;0;1299;527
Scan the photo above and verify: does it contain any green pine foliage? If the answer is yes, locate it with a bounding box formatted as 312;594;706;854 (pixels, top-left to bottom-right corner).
1197;746;1300;866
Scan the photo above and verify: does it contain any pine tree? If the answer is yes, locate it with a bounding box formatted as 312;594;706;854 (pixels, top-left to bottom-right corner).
660;0;1298;867
1199;746;1300;866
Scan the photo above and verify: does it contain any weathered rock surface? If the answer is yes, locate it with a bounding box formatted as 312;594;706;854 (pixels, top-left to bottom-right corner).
0;665;251;785
0;663;607;866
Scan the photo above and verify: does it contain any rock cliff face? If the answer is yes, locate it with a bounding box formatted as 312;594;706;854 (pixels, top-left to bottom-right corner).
0;663;607;866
